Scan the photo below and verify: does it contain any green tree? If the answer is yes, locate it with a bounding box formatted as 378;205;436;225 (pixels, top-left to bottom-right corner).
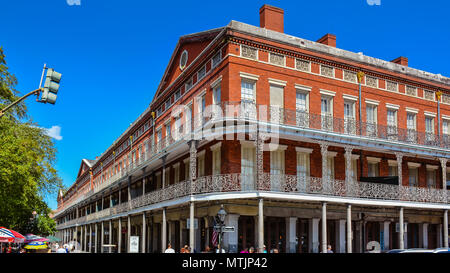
0;47;63;236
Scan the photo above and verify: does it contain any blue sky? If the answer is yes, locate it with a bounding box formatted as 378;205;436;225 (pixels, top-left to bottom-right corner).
2;0;449;210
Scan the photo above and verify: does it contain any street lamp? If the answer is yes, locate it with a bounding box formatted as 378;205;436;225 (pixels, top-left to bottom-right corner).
217;205;227;249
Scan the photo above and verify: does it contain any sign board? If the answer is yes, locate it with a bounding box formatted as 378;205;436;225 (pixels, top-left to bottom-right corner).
213;226;235;232
186;218;198;229
129;236;139;253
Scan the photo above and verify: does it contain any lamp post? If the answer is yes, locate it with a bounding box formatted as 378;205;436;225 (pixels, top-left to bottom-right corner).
217;205;227;249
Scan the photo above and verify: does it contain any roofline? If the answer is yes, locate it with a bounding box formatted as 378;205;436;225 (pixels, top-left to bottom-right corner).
227;20;450;88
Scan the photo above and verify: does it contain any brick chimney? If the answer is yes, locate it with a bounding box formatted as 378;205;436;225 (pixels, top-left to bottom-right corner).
317;34;336;47
391;56;408;66
259;4;284;33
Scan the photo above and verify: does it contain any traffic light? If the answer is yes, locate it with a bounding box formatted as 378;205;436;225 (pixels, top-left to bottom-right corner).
41;68;62;104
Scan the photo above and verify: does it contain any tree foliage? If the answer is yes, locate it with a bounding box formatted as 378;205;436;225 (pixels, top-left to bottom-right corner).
0;47;63;236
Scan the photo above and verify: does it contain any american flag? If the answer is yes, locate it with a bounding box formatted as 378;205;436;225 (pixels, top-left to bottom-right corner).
211;217;218;247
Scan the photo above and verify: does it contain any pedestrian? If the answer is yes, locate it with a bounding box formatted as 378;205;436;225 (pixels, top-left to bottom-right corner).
56;245;67;253
327;245;333;253
203;246;212;253
240;247;249;253
249;246;255;253
216;244;226;253
164;243;175;253
262;245;268;253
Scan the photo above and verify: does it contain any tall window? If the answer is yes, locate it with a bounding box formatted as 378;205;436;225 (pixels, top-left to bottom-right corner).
366;104;377;137
270;149;285;190
321;96;333;131
164;167;170;186
408;167;419;187
211;145;221;175
427;169;436;188
213;85;221;105
296;88;309;127
174;164;180;184
368;162;379;177
344;100;356;134
184;159;190;181
241;80;256;119
406;113;417;142
387;109;398;140
198;152;205;178
165;123;171;146
327;156;335;180
241;144;256;191
425;116;435;142
297;152;310;183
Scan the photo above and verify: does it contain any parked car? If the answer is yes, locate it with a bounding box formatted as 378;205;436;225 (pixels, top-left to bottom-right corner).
432;248;450;253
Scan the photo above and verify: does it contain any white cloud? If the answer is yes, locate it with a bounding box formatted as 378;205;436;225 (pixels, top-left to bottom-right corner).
45;126;63;141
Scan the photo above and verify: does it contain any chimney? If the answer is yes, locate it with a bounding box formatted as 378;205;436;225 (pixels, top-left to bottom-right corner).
391;56;408;66
317;34;336;47
259;4;284;33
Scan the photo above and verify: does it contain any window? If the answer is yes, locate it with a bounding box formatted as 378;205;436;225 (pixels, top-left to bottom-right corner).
389;165;398;176
366;104;377;137
164;168;170;186
327;156;335;180
157;129;162;151
165;99;171;110
351;159;358;181
241;80;256;119
295;87;310;127
198;94;206;125
198;152;205;178
174;89;181;101
269;83;284;124
368;162;379;177
270;149;285;190
443;119;449;135
184;159;190;181
269;53;285;66
344;101;356;134
165;123;171;145
174;164;180;184
425;117;434;134
213;84;221;105
297;152;310;180
241;45;257;60
211;144;221;175
427;169;436;188
321;96;333;130
241;144;256;190
320;65;334;77
212;51;222;68
197;65;206;80
180;50;188;70
408;167;419;187
185;78;193;91
406;113;417;142
387;109;398;140
295;59;310;72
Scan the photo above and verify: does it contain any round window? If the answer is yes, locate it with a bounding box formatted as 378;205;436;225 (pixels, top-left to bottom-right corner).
180;50;188;70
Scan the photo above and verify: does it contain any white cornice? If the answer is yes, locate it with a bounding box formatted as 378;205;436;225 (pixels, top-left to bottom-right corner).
239;72;259;81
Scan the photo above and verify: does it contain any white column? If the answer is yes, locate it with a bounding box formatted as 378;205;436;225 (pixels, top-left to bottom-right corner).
84;225;87;252
396;153;403;186
444;210;449;248
422;223;429;249
404;222;408;249
286;217;297;253
80;225;84;252
346;204;352;253
321;202;327;253
337;219;346;253
344;146;353;183
310;218;320;253
189;202;194;252
179;220;185;250
437;224;443;248
95;223;98;253
223;214;239;253
383;221;390;251
399;208;404;249
142;212;146;253
320;142;329;182
168;221;172;246
127;216;131;253
89;224;92;253
162;207;167;252
118;218;122;253
101;222;104;253
109;220;112;253
258;198;264;253
440;158;448;190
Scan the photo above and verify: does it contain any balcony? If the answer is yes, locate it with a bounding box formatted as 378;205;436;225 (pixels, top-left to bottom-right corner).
57;173;450;229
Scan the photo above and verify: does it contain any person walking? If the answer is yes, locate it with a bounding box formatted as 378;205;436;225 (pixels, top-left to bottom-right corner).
56;245;67;253
327;245;333;253
216;244;226;253
164;243;175;253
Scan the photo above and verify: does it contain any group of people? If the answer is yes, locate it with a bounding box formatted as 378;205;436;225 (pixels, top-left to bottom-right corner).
164;243;227;253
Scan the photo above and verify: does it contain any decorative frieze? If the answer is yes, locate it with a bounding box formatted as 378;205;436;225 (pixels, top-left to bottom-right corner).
241;45;257;60
406;86;417;96
269;53;285;66
386;81;398;92
295;58;310;72
343;70;357;83
365;75;378;88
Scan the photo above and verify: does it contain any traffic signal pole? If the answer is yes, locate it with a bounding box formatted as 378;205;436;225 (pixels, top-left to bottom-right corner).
0;88;42;118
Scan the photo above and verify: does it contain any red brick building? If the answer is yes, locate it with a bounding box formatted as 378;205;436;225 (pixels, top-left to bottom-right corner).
54;5;450;253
